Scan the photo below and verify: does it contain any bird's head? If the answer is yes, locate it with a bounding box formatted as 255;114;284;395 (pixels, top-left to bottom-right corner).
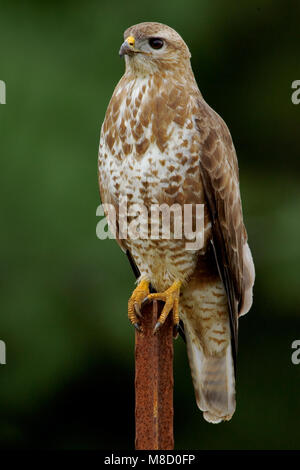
119;22;191;76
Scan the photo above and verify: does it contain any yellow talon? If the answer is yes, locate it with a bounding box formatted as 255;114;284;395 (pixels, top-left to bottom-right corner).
128;279;150;331
147;280;181;334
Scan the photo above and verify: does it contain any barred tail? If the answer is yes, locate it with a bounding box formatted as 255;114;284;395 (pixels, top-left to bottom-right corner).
184;319;236;423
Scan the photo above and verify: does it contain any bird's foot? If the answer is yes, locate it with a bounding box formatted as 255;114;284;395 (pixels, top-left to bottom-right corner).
147;280;181;335
128;279;150;332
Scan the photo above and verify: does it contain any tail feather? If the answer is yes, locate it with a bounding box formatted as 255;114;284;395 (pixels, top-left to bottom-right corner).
184;319;236;423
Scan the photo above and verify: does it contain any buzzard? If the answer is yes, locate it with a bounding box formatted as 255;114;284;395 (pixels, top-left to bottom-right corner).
98;22;255;423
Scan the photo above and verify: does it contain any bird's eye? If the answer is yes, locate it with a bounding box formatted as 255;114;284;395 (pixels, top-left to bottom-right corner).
148;38;164;50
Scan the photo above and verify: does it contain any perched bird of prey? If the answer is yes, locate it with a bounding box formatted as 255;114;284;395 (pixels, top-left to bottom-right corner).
98;22;255;423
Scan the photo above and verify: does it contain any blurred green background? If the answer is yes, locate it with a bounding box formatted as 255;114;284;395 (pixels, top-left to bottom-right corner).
0;0;299;450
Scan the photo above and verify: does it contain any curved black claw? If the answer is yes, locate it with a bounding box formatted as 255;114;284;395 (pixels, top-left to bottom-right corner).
153;321;161;334
134;322;142;333
173;323;180;339
141;296;150;309
134;303;142;318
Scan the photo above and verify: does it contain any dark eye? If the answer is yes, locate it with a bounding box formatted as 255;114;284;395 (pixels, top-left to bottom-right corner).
148;38;164;50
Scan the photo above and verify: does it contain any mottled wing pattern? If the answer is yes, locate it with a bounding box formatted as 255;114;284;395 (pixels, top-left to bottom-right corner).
196;99;247;357
98;90;129;254
98;169;127;253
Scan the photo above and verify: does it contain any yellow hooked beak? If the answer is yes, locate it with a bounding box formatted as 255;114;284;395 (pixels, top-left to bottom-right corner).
119;36;138;57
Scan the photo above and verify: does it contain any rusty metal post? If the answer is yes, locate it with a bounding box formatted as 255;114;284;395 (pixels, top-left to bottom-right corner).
135;300;174;450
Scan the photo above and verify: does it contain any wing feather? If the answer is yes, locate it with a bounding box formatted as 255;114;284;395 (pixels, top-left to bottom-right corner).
195;99;249;362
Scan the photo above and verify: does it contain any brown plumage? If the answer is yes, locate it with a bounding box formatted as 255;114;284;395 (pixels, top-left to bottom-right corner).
98;22;255;423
